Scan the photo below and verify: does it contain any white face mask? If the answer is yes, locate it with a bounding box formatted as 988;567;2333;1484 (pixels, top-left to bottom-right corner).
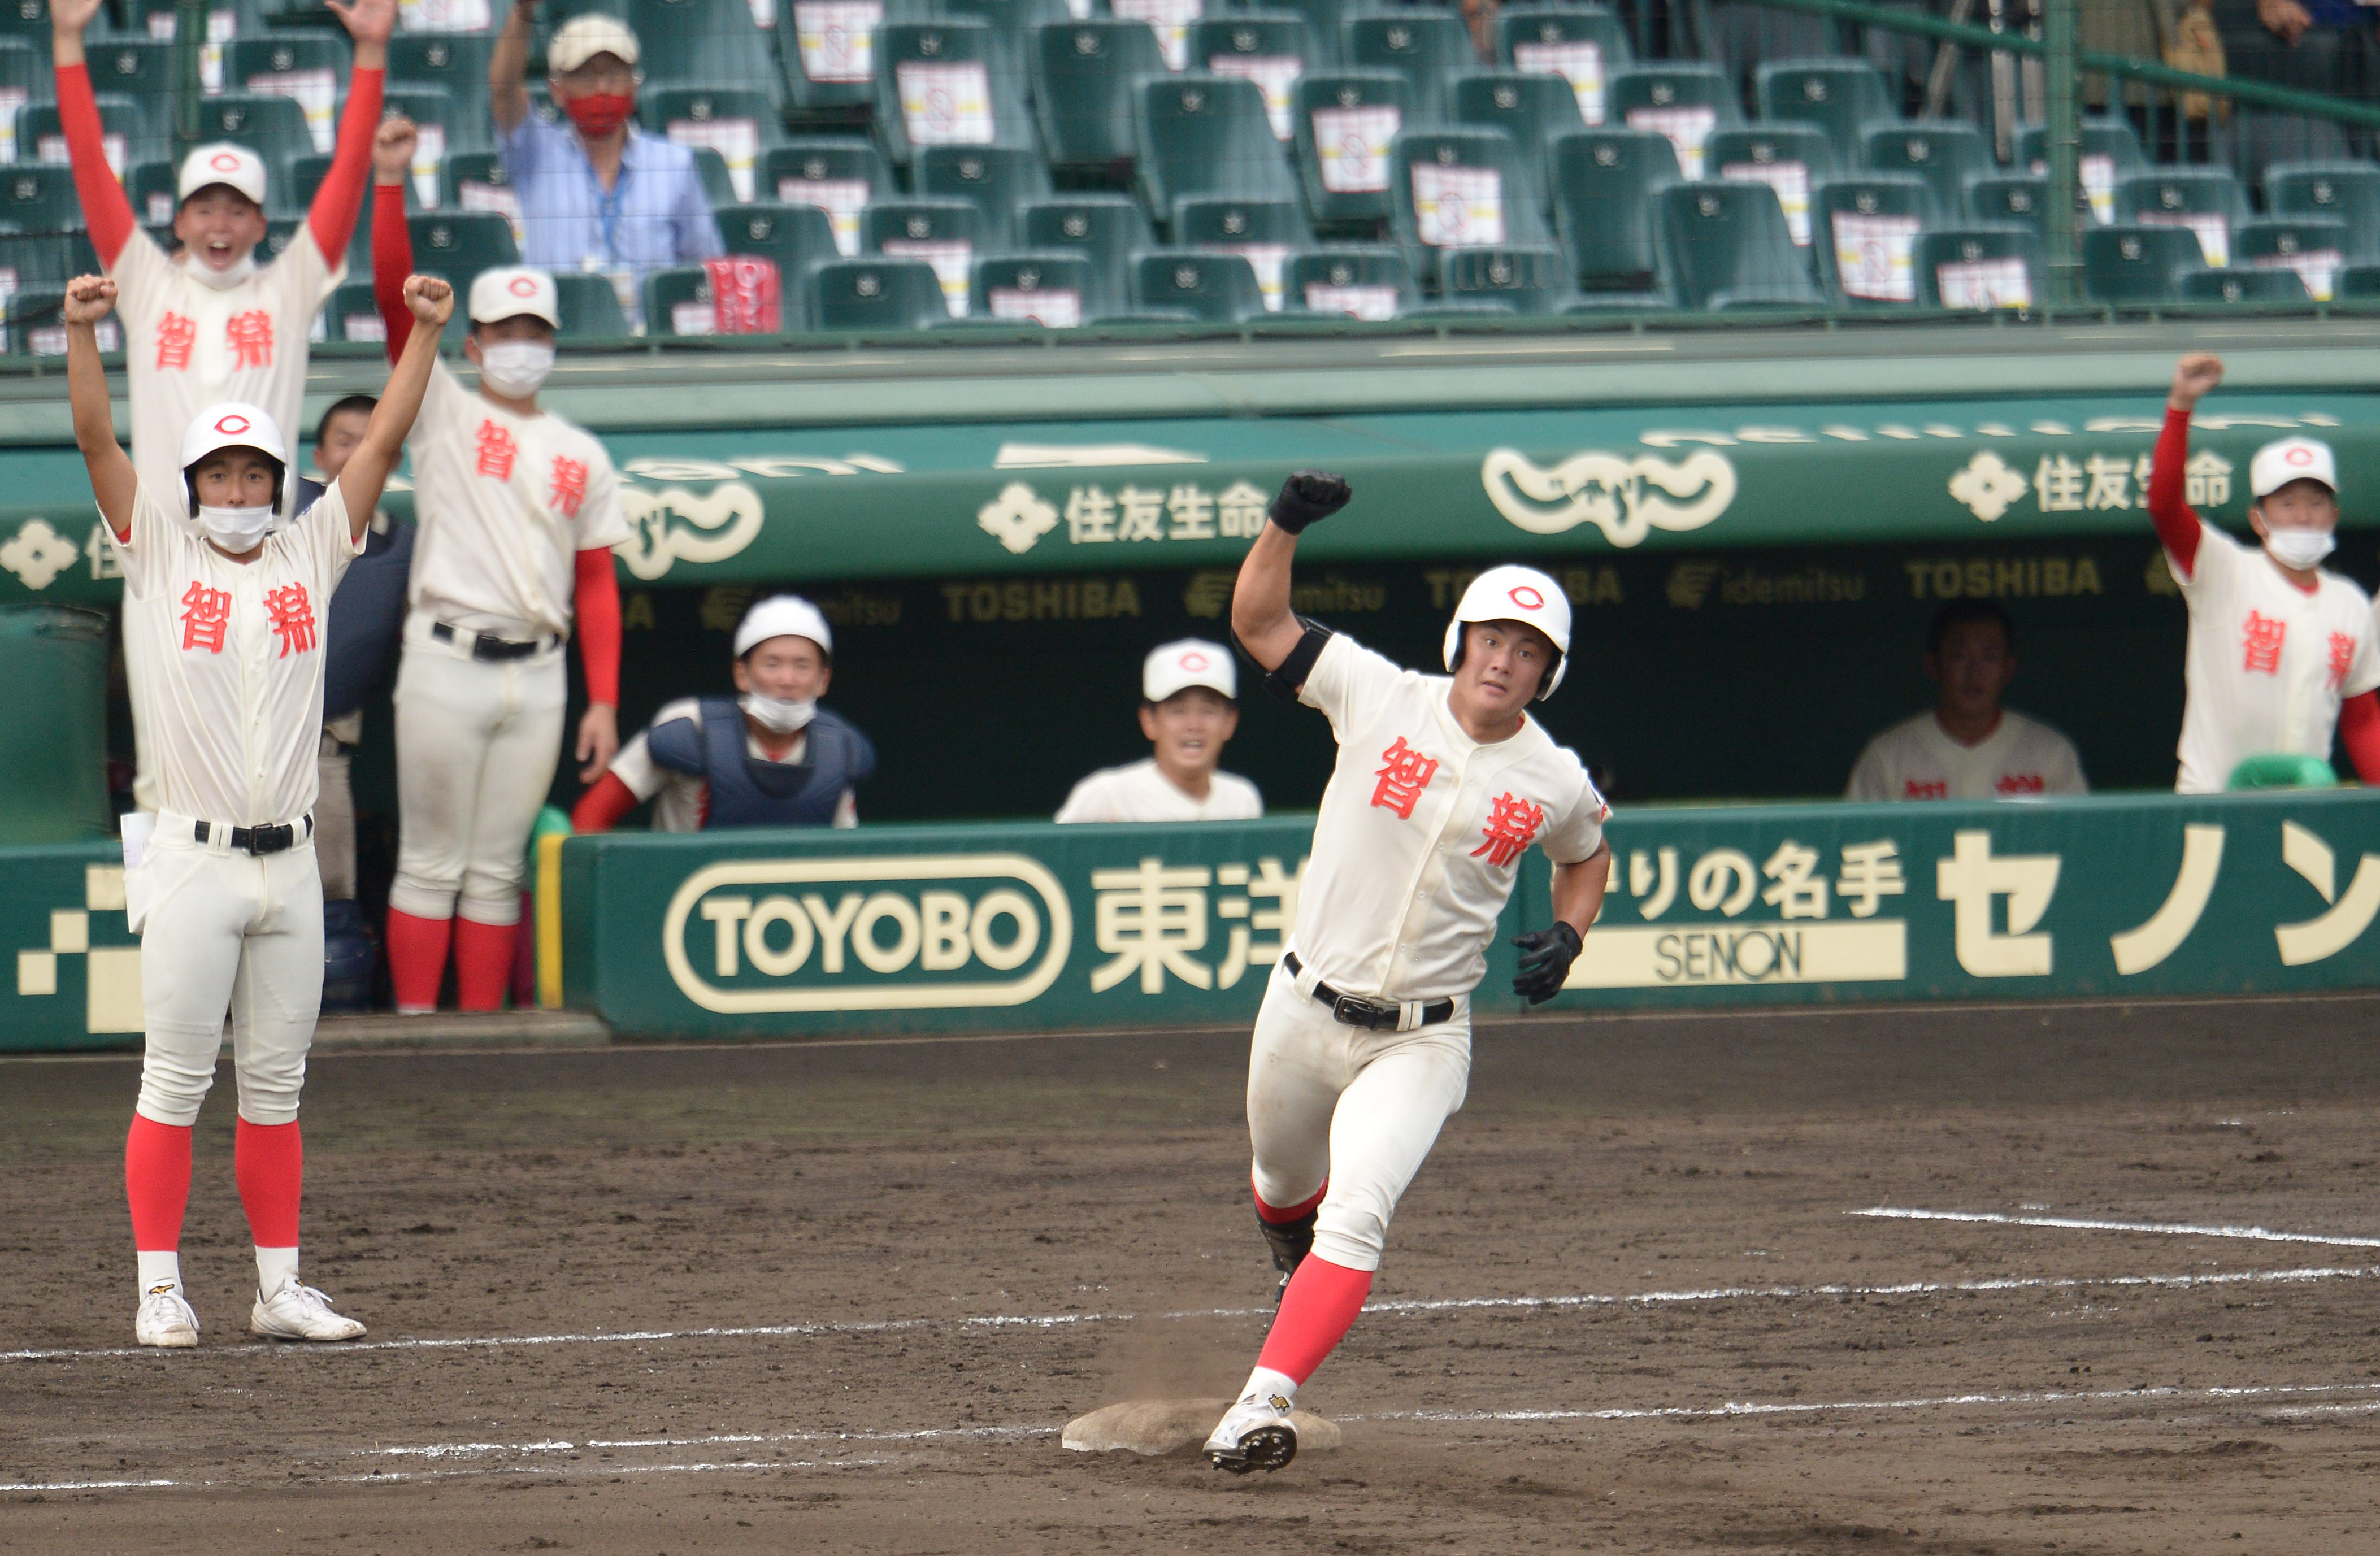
739;692;816;735
477;340;556;398
2265;527;2336;572
183;249;258;291
195;502;278;552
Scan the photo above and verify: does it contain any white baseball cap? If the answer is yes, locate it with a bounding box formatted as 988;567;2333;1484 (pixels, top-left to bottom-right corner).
468;266;561;327
177;142;267;206
2250;436;2339;499
736;594;832;658
180;401;287;472
1443;564;1571;699
548;14;641;75
1143;638;1235;702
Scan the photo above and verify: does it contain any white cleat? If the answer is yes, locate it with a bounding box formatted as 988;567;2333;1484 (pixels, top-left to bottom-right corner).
1204;1390;1298;1475
249;1277;366;1342
134;1285;199;1348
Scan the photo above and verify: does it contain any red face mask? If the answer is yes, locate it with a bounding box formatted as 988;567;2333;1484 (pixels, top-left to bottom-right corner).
564;92;633;139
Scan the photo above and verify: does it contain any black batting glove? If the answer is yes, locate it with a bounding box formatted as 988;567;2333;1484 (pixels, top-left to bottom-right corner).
1510;922;1583;1005
1267;470;1351;535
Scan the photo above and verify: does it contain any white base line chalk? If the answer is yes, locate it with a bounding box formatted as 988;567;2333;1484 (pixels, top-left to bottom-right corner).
1380;1378;2380;1425
1855;1206;2380;1250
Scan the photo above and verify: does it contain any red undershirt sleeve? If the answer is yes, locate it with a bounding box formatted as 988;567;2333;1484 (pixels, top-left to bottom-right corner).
2147;405;2202;579
2341;691;2380;785
570;771;638;832
307;66;384;264
573;547;620;707
372;180;412;362
54;63;134;268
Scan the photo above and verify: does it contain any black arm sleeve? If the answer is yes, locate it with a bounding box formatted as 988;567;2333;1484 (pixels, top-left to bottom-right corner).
1235;615;1334;701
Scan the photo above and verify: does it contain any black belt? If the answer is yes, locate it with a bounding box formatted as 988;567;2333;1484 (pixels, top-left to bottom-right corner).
194;814;312;856
432;621;552;661
1283;952;1456;1031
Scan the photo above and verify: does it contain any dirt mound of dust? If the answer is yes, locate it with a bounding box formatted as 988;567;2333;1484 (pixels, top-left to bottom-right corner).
1062;1398;1342;1457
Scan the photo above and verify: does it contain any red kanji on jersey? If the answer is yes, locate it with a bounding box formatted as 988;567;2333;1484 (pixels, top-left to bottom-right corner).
179;581;232;653
1996;773;2046;796
475;421;518;480
1370;736;1439;820
1903;780;1948;800
549;455;588;517
2328;631;2357;691
1470;792;1546;867
155;311;197;371
225;310;273;370
263;581;315;657
2242;611;2287;675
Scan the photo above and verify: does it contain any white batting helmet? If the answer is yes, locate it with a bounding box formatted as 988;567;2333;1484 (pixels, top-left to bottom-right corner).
735;594;832;658
1443;564;1571;699
179;401;289;518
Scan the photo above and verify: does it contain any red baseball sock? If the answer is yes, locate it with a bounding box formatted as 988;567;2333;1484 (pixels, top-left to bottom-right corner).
124;1115;193;1252
234;1118;303;1248
1256;1254;1374;1385
385;909;452;1012
1255;1178;1327;1222
453;917;516;1011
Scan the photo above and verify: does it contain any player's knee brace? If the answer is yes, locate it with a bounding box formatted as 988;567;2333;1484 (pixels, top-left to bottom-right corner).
1256;1201;1318;1279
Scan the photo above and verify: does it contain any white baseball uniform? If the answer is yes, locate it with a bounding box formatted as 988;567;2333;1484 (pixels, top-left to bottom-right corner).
1845;710;2087;802
1054;758;1263;823
609;698;861;832
1250;633;1606;1270
110;477;360;1128
2168;523;2380;794
389;360;629;925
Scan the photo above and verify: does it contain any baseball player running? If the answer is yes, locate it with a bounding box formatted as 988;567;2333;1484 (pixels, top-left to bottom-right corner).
2153;354;2380;792
66;271;450;1348
1054;640;1263;824
370;119;628;1012
1204;473;1610;1473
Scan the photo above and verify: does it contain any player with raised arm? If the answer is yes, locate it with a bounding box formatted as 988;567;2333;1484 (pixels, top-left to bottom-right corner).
1202;474;1612;1474
66;271;450;1348
2152;354;2380;792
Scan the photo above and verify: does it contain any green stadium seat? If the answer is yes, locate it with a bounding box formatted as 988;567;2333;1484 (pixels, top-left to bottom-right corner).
2174;266;2309;305
1254;0;1348;69
551;270;631;336
1346;11;1474;126
288;151;376;275
407;211;522;311
643;85;784;203
6;287;118;357
0;38;41;163
380;84;470;205
1966;173;2047;234
1019;193;1150;315
718;201;841;293
1439;242;1567;312
972;250;1095;327
1810;173;1928;306
0;232;68;307
1860;122;1985;222
1913;225;2044;310
1753;59;1892;169
2014;116;2147;224
2334;263;2380;300
1132;250;1265;320
629;0;784;96
21;94;148;183
259;216;310;270
942;0;1072;88
323;277;383;344
127;159;179;227
1705;123;1834;247
1549;128;1677;300
2265;162;2380;264
2226;110;2349;198
1173;193;1309;308
79;37;176;146
2233;216;2353;303
777;0;883;110
1282;244;1416;317
1389;126;1546;286
2113;168;2246;269
1607;62;1737;180
1135;73;1298;221
185;93;316;190
389;30;493;98
1453;72;1582;211
1292;70;1409;228
763;138;894;257
1035;19;1171;172
873;19;1033;167
1658;179;1822;310
917;144;1050;250
228;34;349;157
683;144;739;210
1697;1;1842;98
642;262;780;336
1495;6;1628;127
0;0;53;48
811;255;949;330
0;165;77;233
1192;14;1311;142
441;150;523;244
2080;223;2205;305
862;195;983;316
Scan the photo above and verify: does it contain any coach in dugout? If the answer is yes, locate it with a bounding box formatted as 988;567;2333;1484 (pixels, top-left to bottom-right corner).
1054;640;1265;824
1845;599;2087;801
572;596;874;833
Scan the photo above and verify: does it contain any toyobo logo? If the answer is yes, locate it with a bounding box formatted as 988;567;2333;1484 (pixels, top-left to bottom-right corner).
662;854;1073;1013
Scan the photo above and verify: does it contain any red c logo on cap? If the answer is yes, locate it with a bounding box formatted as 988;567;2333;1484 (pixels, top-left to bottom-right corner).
2287;446;2313;465
509;275;538;297
1179;651;1209;671
215;413;250;435
1508;584;1545;610
209;151;241;171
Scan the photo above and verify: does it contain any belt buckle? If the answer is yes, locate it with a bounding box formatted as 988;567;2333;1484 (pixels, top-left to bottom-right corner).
1332;992;1395;1030
252;823;293;855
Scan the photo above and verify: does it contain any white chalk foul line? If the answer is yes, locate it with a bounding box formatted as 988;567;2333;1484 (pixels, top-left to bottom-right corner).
359;1423;1052;1462
1379;1378;2380;1426
10;1261;2378;1366
0;1477;181;1493
1856;1206;2380;1250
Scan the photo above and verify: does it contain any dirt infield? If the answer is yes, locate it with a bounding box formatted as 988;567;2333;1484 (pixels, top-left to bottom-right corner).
8;994;2380;1554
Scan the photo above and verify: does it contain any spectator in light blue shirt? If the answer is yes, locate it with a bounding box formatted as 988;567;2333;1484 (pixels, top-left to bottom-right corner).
488;4;721;326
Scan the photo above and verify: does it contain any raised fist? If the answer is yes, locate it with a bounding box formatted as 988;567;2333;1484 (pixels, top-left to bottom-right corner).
63;274;116;327
373;116;418;186
403;273;454;326
1267;470;1351;535
2170;353;2223;411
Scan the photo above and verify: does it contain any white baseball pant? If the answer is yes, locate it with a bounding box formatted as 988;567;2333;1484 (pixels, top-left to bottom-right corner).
133;818;323;1128
1245;958;1472;1272
389;613;564;927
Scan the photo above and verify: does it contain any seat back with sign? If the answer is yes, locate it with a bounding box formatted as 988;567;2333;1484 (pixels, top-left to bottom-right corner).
0;165;76;234
1130;249;1265;320
1439;241;1567;312
323;278;383;344
861;194;983;315
390;30;495;104
1254;0;1348;68
2013;115;2146;224
1134;72;1298;220
79;38;176;149
1191;13;1311;144
1172;193;1309;307
942;0;1072;88
1035;18;1171;171
1658;177;1822;310
916;143;1051;249
778;0;888;108
2233;216;2352;303
1493;6;1628;129
1704;122;1834;248
21;95;150;188
125;159;179;228
1345;10;1474;127
1810;173;1927;307
1452;72;1580;212
1292;69;1409;228
184;92;315;192
1753;58;1891;169
1018;192;1150;314
380;85;468;212
1913;225;2043;311
1860;121;1984;222
810;255;948;329
971;250;1094;327
226;34;349;158
407;210;522;338
874;19;1033;167
1966;173;2047;234
718;200;842;294
643;85;784;204
2174;266;2308;305
643;262;788;336
551;269;632;336
762;137;894;256
2112;168;2246;270
1606;62;1737;181
2079;222;2204;304
2265;162;2380;264
1549;127;1677;297
1282;243;1415;318
1388;125;1545;286
629;0;785;95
